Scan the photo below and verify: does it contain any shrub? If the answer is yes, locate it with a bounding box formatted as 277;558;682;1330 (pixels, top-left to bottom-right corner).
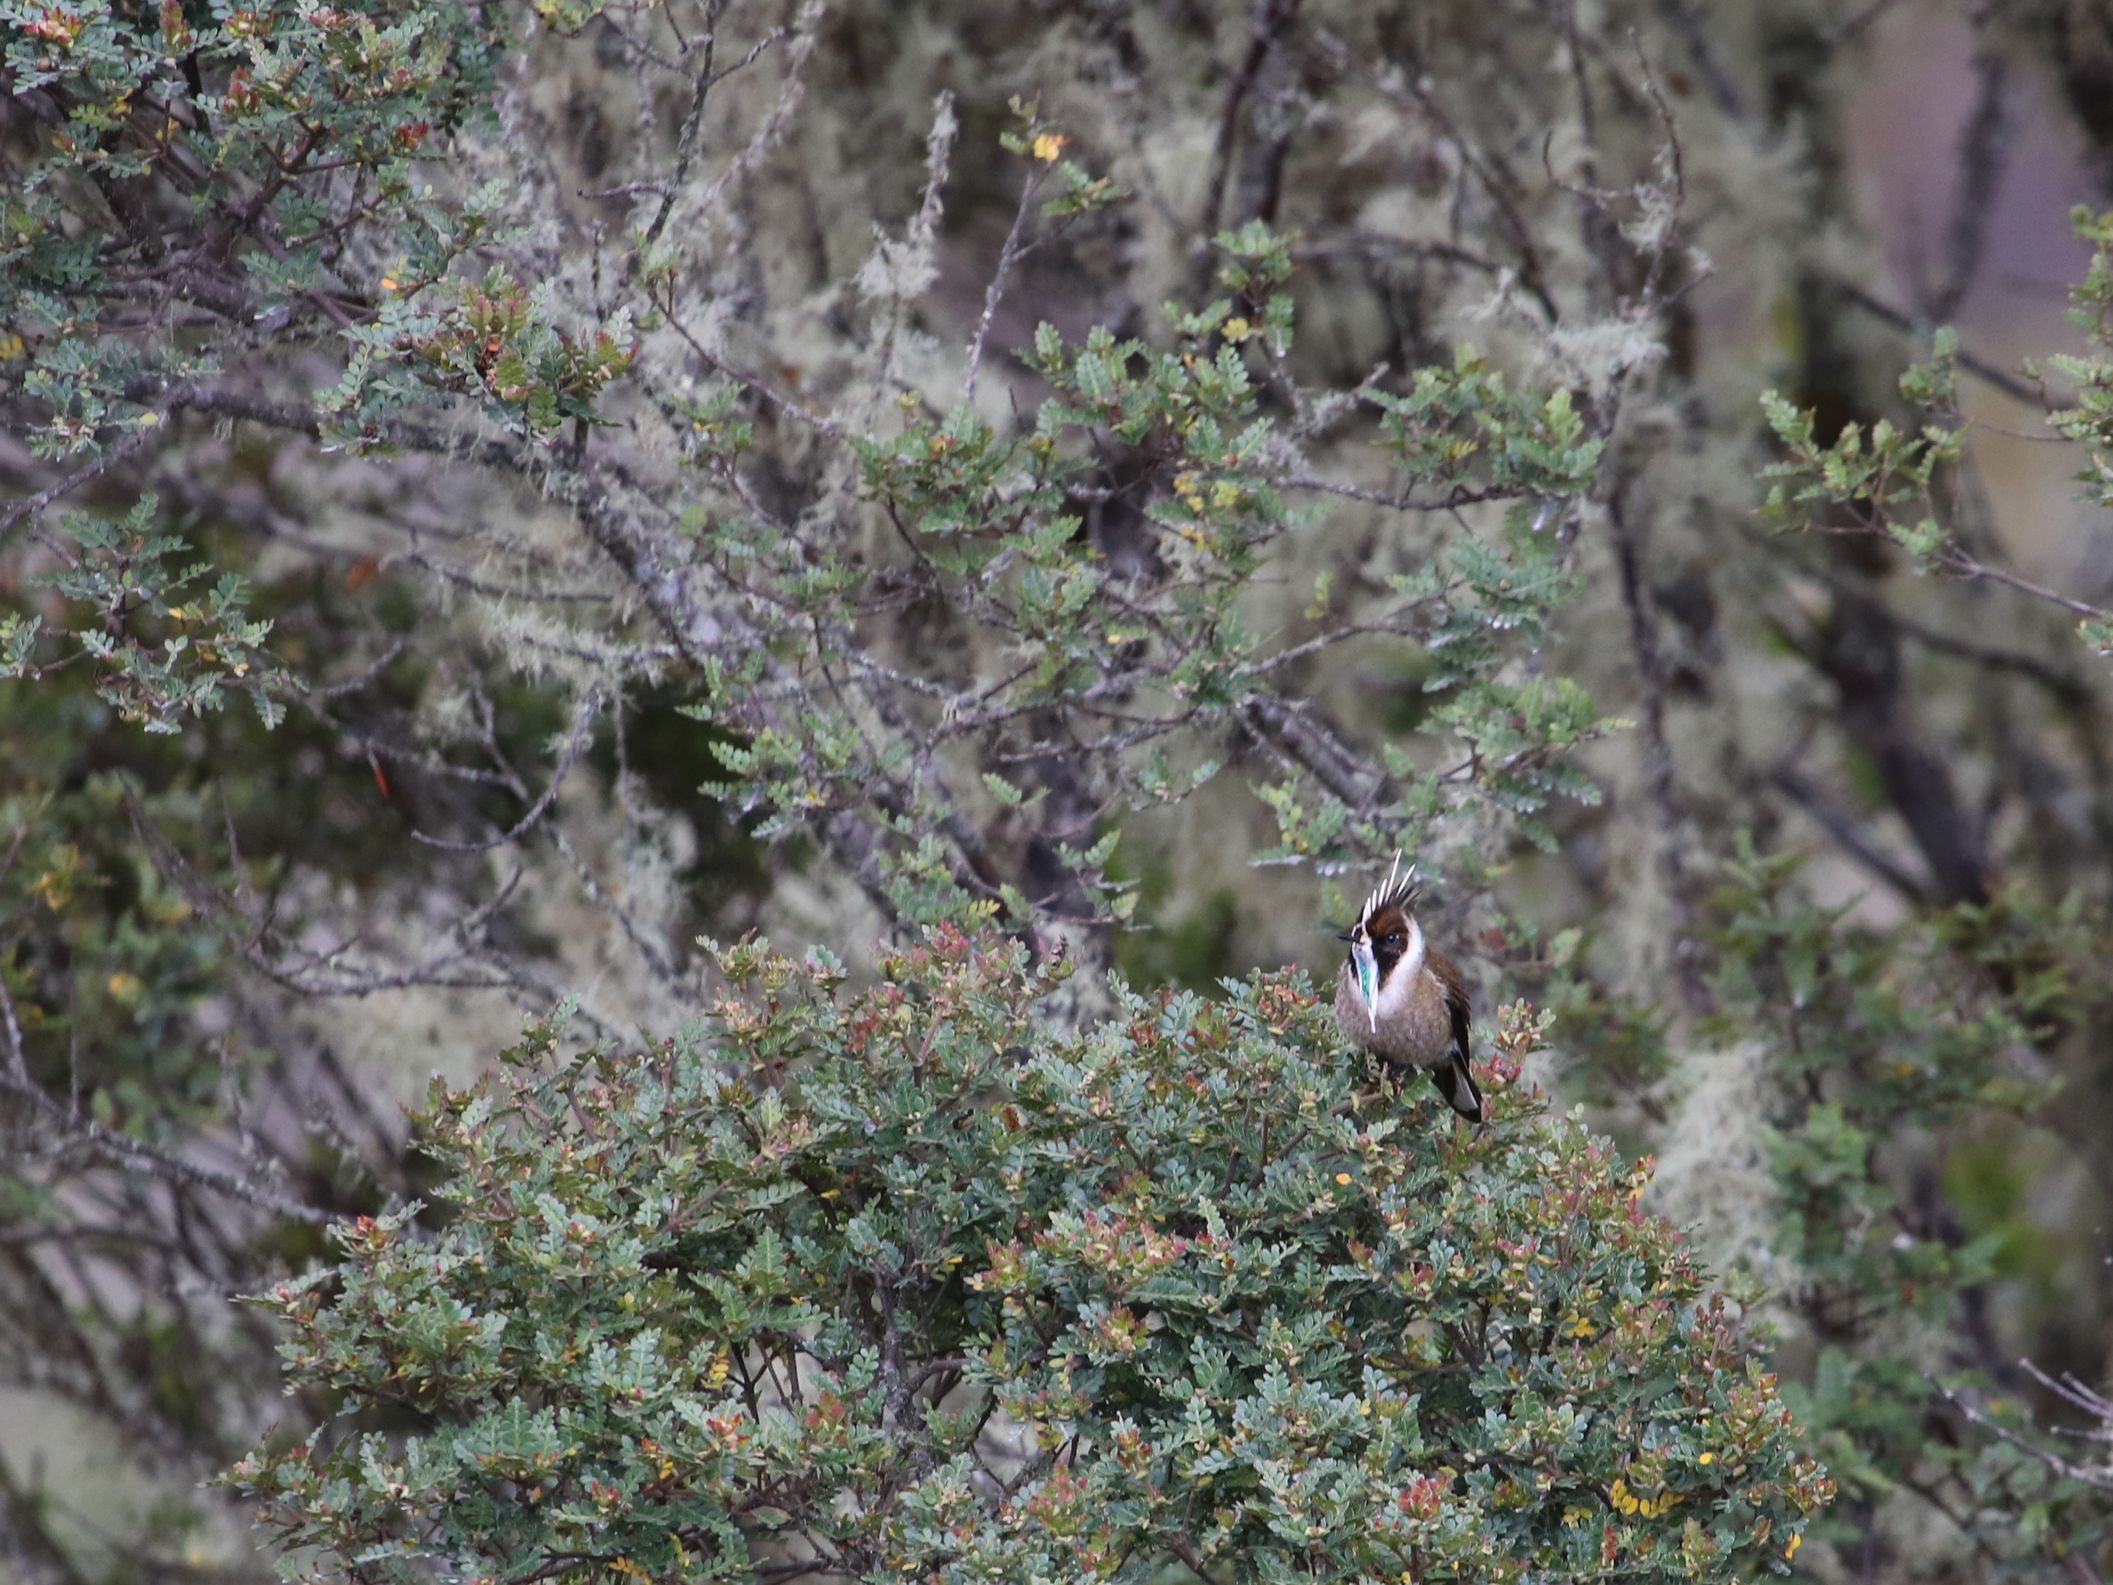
229;927;1829;1583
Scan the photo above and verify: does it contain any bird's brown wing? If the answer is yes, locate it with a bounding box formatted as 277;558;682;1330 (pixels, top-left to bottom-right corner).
1425;947;1484;1123
1426;946;1473;1060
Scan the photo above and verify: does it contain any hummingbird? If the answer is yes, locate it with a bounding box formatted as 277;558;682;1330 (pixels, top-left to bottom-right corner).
1334;857;1484;1123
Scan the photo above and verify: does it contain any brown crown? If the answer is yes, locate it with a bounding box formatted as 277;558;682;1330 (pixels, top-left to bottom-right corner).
1363;901;1414;941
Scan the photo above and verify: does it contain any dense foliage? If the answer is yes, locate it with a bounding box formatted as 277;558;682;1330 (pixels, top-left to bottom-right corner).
229;928;1829;1584
1701;844;2113;1563
3;0;1643;942
7;0;2113;1582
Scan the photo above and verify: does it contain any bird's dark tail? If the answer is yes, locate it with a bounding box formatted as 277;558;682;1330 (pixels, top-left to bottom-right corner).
1430;1049;1484;1123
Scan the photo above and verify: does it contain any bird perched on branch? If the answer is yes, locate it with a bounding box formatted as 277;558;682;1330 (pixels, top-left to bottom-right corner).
1334;857;1483;1122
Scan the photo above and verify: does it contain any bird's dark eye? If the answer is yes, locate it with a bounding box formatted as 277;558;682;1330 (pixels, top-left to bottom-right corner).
1384;932;1404;948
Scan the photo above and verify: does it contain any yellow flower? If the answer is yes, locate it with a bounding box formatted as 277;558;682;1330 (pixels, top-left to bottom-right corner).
1223;316;1251;341
1784;1531;1803;1560
380;275;399;292
1697;1452;1714;1466
1334;1172;1353;1185
1609;1478;1639;1516
1031;132;1067;162
1564;1314;1598;1339
106;970;144;1005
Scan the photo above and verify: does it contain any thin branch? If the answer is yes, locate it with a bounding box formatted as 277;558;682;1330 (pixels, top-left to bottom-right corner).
0;962;31;1085
1239;695;1390;813
1;1063;331;1225
694;1;824;217
0;423;163;544
1880;604;2097;706
1292;231;1501;276
1165;1534;1230;1585
1835;0;1908;43
1769;765;1932;903
1927;16;2010;321
964;167;1041;404
1940;1378;2113;1490
1655;0;1745;121
410;687;604;854
1938;544;2113;623
1197;0;1301;243
1382;67;1559;324
643;4;727;246
1607;487;1712;1013
1272;469;1537;514
1831;277;2045;406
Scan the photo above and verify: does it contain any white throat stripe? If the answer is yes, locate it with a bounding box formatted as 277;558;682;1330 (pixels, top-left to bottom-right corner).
1376;915;1426;1020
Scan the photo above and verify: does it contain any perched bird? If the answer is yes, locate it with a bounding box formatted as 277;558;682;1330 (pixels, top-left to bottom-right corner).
1334;858;1484;1122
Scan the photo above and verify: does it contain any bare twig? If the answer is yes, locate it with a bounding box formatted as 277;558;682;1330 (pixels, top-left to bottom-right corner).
1166;1534;1230;1585
1240;695;1390;813
411;687;604;854
1928;18;2010;321
1940;1376;2113;1490
643;2;729;246
964;166;1042;404
0;422;164;544
1835;0;1908;43
695;1;824;217
0;965;30;1085
1770;764;1932;902
1;1060;330;1225
1655;0;1745;121
1292;232;1502;276
1831;277;2046;406
1197;0;1301;242
1607;486;1713;1013
1383;67;1559;324
1937;544;2113;624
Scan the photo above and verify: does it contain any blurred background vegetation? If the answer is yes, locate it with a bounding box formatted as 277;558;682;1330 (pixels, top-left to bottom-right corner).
5;0;2113;1578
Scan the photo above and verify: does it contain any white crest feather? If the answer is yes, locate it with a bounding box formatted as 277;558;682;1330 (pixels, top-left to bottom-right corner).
1358;851;1419;926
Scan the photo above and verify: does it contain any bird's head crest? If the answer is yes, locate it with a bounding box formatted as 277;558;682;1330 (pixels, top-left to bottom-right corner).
1356;850;1421;930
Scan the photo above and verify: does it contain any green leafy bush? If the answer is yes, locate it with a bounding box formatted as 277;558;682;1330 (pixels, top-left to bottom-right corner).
230;928;1829;1583
1761;207;2113;658
1700;842;2113;1569
0;494;290;731
2;0;511;459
